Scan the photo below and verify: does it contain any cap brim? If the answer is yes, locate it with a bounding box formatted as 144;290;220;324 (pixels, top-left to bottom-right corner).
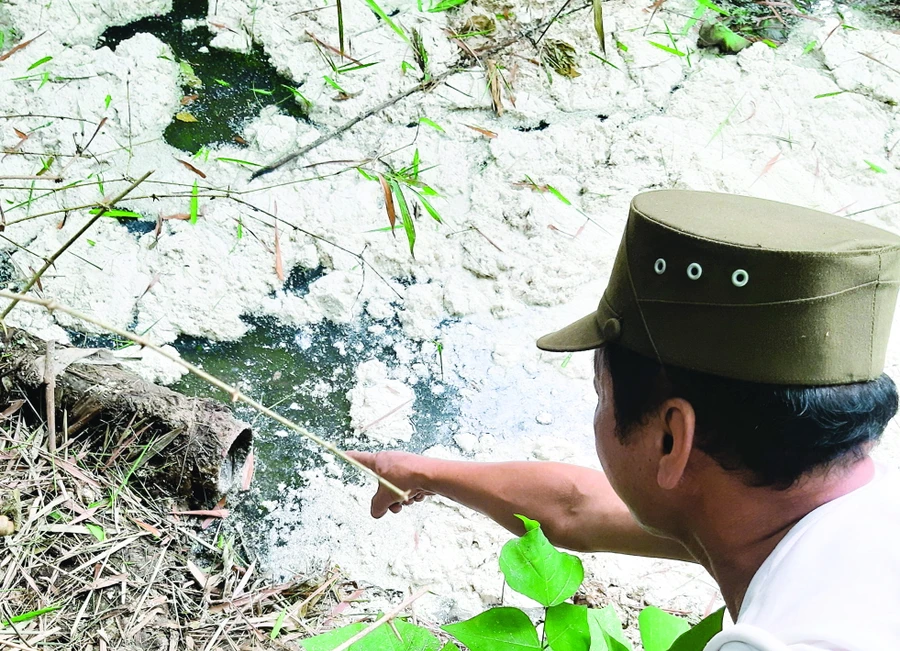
536;311;607;352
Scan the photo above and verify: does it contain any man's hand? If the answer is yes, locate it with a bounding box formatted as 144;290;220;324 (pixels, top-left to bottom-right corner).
347;451;434;518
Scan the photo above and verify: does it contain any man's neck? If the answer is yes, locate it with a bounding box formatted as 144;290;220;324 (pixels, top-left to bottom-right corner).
682;456;876;619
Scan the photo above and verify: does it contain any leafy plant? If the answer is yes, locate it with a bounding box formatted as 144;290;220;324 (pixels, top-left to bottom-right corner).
300;516;725;651
358;150;443;258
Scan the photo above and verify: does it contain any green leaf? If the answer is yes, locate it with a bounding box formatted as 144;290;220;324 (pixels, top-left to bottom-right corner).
28;55;52;71
546;604;591;651
443;607;541;651
514;513;540;532
803;40;817;54
588;605;632;651
87;239;96;247
251;87;273;95
616;40;628;52
696;0;729;15
270;608;287;639
323;75;347;93
546;184;571;205
865;159;888;173
190;179;199;224
498;519;583;606
1;605;61;628
216;157;262;167
439;644;460;651
592;0;605;54
215;78;231;86
357;167;378;181
638;606;691;651
428;0;468;11
363;0;410;44
814;90;845;99
648;41;685;57
413;191;442;223
89;208;142;218
419;116;445;132
389;179;416;258
669;608;725;651
304;618;442;651
104;94;112;109
588;51;620;70
85;523;106;542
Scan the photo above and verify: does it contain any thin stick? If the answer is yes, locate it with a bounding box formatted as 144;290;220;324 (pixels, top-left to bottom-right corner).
0;171;153;319
331;589;428;651
0;291;410;501
0;175;63;181
44;340;56;454
250;2;590;179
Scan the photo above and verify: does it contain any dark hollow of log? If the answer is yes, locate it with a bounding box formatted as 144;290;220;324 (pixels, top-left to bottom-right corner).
0;327;252;507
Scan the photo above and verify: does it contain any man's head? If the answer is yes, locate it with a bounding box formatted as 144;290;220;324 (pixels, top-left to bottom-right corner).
590;343;898;534
537;191;900;535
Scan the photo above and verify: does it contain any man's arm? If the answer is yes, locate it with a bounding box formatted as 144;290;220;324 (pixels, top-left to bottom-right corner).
348;451;693;561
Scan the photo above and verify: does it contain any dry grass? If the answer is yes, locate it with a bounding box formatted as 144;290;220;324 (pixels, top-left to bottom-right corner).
0;407;356;651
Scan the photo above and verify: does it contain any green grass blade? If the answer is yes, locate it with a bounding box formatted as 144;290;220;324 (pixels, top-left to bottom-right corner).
648;41;686;57
2;605;62;627
364;0;410;44
814;90;845;99
216;157;262;167
337;0;345;54
88;208;142;218
27;56;52;71
414;191;443;223
270;608;287;639
389;179;416;257
190;180;199;224
865;160;887;173
419;116;445;132
589;51;621;70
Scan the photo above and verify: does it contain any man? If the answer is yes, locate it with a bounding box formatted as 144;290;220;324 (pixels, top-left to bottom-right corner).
349;191;900;650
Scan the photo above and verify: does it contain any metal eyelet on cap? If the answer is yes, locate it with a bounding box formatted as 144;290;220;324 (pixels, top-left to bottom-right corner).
686;263;703;280
654;258;666;275
732;269;749;287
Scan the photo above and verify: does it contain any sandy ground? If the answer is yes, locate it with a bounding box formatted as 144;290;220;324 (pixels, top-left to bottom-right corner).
3;0;900;626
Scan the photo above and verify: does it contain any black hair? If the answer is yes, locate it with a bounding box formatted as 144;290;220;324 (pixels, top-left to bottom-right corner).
596;344;898;488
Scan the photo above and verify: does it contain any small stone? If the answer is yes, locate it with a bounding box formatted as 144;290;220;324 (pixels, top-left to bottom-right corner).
454;432;479;454
536;411;553;425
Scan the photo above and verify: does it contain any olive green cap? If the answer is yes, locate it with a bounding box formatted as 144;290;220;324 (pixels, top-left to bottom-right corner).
537;190;900;385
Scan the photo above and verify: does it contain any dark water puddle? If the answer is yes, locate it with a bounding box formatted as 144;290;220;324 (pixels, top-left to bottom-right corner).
99;0;308;153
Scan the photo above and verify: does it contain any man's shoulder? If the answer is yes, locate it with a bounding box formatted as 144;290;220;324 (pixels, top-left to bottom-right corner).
734;469;900;650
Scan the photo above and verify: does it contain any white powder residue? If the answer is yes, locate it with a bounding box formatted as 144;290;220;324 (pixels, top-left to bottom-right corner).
347;359;416;444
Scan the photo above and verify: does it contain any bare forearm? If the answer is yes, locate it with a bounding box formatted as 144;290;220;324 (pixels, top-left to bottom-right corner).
418;459;693;561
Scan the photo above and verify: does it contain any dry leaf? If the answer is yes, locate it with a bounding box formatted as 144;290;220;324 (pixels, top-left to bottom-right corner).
593;0;606;54
486;59;504;117
13;128;27;140
0;399;24;420
172;508;230;518
377;174;397;231
180;94;199;105
175;112;198;123
233;135;248;145
241;450;254;491
201;497;227;530
465;124;497;138
132;519;161;537
177;158;207;178
274;219;284;281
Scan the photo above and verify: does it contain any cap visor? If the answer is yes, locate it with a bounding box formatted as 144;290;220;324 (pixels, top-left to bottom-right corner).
536;311;606;352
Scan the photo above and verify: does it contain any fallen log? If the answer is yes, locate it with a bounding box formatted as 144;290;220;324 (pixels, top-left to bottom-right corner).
0;327;252;506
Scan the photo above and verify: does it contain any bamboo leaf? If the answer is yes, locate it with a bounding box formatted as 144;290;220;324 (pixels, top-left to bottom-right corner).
190;180;199;224
27;55;52;71
389;179;416;258
593;0;606;54
363;0;410;44
377;174;397;232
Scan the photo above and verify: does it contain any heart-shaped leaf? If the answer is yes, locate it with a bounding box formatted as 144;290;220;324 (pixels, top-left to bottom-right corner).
443;607;540;651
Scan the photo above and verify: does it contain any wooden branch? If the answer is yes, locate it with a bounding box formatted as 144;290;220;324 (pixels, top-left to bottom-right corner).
44;339;56;453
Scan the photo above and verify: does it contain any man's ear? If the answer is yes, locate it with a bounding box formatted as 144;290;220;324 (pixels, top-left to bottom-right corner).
657;398;696;491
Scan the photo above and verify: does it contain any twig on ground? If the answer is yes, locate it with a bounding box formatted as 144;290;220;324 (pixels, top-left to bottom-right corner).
0;171;153;319
44;339;56;454
0;290;410;502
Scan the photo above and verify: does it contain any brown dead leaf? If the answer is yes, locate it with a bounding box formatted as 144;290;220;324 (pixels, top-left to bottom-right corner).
241;450;254;491
233;135;248;145
0;32;44;62
177;158;207;178
377;174;397;231
132;519;161;537
175;112;198;123
201;497;227;530
274;219;284;282
172;508;230;518
13;128;27;140
486;59;504;117
180;94;199;105
465;124;497;138
0;399;24;420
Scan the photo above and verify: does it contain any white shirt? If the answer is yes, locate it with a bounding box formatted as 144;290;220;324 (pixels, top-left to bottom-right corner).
705;466;900;651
